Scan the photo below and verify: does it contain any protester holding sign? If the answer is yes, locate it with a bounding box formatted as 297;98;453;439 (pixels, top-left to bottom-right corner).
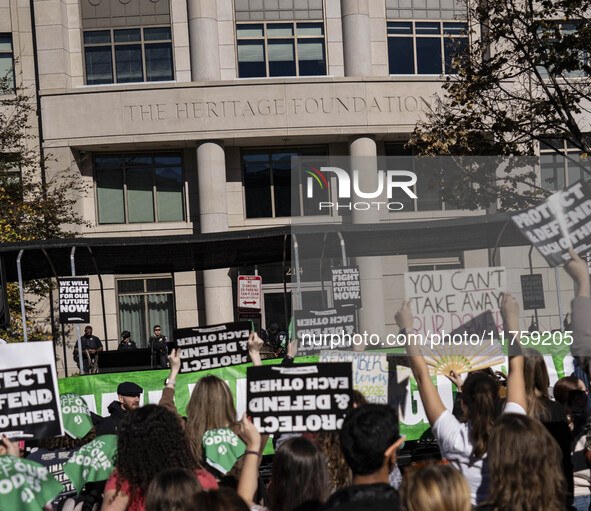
102;405;217;511
396;293;526;506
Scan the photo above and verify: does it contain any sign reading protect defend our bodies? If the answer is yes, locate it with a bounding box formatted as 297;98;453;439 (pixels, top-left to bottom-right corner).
0;342;63;439
174;322;251;373
247;363;353;433
404;267;506;338
511;180;591;267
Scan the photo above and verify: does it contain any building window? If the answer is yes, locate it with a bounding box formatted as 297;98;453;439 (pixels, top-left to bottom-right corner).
236;22;326;78
95;152;184;224
242;146;328;218
0;35;14;89
117;276;174;348
385;143;459;211
84;27;173;85
540;139;591;191
387;21;468;75
408;253;463;272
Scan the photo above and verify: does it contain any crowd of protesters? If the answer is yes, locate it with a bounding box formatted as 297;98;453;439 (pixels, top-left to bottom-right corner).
1;248;591;511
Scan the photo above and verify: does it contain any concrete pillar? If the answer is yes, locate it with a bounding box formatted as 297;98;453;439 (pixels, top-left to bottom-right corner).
188;0;221;81
196;141;233;324
340;0;372;77
349;136;387;345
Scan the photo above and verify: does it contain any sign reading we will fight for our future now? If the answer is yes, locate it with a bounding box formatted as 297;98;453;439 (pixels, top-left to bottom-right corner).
404;267;506;339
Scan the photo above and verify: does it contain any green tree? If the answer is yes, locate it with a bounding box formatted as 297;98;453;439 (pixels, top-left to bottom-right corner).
0;73;87;342
409;0;591;210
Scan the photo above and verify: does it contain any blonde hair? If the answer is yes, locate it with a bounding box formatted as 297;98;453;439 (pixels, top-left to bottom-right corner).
184;375;238;464
401;464;471;511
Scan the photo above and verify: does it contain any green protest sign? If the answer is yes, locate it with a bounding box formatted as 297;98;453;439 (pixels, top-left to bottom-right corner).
0;456;64;511
60;394;93;439
62;435;117;493
203;427;246;474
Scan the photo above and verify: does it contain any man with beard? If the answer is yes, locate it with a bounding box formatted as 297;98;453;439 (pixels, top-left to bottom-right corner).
96;381;143;435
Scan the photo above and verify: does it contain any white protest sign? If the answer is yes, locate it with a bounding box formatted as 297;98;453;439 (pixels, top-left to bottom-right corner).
404;267;506;339
320;350;388;404
0;341;64;438
511;180;591;266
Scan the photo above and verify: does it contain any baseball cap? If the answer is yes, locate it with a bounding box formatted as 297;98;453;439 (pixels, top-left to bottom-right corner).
117;381;143;396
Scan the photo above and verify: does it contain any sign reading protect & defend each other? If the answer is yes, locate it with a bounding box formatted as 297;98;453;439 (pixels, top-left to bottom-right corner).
174;321;251;373
247;363;353;433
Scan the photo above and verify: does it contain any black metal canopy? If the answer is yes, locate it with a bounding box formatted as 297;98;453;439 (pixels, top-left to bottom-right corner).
0;213;527;282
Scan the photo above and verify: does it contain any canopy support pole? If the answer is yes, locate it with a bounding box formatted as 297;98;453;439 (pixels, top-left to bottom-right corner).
71;247;84;374
16;250;27;342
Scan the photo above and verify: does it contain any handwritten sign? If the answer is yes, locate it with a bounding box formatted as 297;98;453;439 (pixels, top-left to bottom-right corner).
320;351;388;404
404;267;506;339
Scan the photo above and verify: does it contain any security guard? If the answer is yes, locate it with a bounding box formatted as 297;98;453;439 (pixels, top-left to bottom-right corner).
149;325;168;368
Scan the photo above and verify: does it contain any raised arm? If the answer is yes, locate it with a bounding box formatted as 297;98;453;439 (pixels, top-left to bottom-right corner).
565;248;591;374
158;348;181;416
501;292;526;410
396;301;446;425
248;332;264;367
236;413;262;507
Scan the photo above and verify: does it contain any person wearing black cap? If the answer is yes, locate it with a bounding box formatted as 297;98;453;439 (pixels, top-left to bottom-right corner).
117;330;137;350
96;381;143;436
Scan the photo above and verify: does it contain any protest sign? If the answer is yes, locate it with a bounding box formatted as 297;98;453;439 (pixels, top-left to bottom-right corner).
247;363;353;433
0;341;63;439
58;278;90;324
26;447;77;506
60;393;93;439
294;309;356;355
404;267;506;339
510;180;591;266
520;274;545;310
319;350;388;404
63;435;117;493
331;266;362;309
174;322;251;373
0;456;64;511
203;427;246;474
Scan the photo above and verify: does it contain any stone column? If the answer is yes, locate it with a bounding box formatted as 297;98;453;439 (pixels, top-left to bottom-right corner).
340;0;372;76
188;0;221;81
349;136;387;345
196;141;233;324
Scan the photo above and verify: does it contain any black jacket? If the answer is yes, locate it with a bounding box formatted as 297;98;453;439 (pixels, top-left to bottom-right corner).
96;401;126;436
320;483;400;511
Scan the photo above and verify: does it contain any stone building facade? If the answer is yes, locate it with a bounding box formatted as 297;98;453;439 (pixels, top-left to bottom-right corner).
1;0;578;375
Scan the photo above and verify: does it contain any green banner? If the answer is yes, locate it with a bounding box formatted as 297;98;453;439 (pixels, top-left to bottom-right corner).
58;348;574;442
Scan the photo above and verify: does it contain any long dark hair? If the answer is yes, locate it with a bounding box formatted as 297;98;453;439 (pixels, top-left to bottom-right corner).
523;348;551;420
485;413;566;511
145;468;202;511
268;437;330;511
114;405;198;502
462;372;499;459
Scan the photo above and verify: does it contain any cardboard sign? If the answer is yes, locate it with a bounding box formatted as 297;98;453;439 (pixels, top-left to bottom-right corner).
174;322;251;373
58;278;90;324
404;267;506;339
293;309;356;355
511;180;591;266
520;274;545;310
238;275;262;310
331;266;362;309
247;363;353;433
0;342;64;439
319;350;388;404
